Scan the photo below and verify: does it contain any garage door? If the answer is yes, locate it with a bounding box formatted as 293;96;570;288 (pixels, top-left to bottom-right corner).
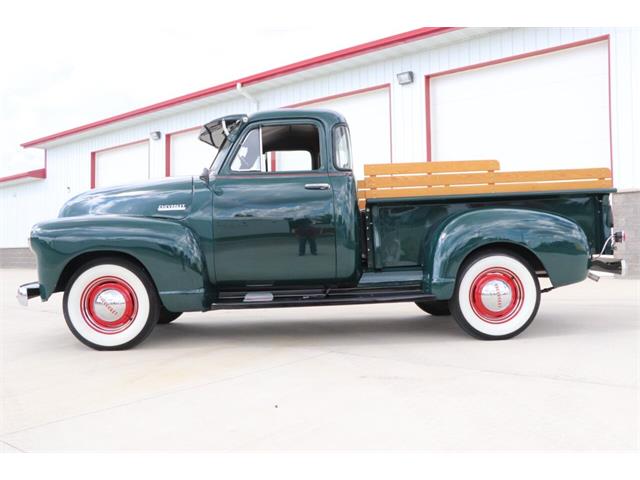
301;87;391;179
430;40;610;171
169;128;217;177
94;141;150;188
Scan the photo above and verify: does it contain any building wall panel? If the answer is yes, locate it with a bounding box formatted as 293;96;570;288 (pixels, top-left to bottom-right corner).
2;27;638;249
430;40;610;171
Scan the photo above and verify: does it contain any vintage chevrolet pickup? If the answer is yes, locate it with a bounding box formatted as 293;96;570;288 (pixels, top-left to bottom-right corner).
18;109;626;350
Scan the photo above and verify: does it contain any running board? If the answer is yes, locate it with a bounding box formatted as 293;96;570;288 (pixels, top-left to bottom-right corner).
211;286;434;310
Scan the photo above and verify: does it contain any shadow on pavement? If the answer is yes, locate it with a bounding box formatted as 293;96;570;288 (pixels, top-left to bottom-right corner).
145;314;461;349
141;309;636;349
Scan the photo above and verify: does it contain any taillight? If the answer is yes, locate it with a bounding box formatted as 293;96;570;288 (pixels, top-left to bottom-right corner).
613;230;626;243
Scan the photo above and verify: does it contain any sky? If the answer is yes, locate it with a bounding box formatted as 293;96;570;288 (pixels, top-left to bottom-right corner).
1;0;634;177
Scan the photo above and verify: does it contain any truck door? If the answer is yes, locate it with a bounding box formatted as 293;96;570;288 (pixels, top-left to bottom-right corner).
212;121;336;286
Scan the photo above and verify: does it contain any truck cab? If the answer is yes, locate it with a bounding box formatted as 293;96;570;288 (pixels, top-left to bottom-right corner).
201;110;361;287
20;109;626;350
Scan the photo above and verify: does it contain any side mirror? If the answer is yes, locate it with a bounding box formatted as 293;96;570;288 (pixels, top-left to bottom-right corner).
199;167;210;185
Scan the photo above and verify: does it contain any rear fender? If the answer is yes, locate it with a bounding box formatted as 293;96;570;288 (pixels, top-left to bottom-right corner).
423;208;590;299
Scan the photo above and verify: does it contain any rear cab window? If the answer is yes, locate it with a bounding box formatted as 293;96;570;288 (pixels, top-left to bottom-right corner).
333;125;352;171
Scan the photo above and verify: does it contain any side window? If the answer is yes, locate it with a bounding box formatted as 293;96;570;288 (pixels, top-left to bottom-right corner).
230;124;321;173
333;125;352;171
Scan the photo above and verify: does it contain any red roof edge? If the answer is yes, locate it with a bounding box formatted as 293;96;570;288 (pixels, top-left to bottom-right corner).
0;167;47;185
21;26;459;148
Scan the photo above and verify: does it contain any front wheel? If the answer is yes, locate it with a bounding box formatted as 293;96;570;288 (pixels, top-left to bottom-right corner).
450;250;540;340
63;257;160;350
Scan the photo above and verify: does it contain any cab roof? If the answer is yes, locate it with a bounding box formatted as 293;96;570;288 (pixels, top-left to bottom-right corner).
199;108;347;148
247;108;347;125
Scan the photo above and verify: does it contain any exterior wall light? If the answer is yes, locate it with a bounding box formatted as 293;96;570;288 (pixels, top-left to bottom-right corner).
396;71;414;85
150;131;162;140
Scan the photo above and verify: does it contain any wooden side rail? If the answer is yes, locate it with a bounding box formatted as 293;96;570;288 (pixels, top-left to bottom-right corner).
357;160;612;209
364;159;500;176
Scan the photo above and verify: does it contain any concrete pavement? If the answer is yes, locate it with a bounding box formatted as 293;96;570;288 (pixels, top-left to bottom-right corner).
1;268;638;451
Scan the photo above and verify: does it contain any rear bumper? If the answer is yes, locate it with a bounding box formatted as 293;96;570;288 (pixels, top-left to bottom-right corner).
589;256;627;276
17;282;41;306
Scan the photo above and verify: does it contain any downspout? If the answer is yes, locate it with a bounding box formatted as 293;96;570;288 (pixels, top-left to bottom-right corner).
236;82;259;112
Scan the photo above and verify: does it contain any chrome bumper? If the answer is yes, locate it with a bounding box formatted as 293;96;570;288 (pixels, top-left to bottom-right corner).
17;282;41;306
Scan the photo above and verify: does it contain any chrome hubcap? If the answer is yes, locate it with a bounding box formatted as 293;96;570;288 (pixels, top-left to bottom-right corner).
469;267;525;324
479;279;513;313
92;288;127;322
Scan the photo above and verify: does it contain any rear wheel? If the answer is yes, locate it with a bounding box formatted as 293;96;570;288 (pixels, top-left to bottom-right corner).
450;250;540;340
63;257;160;350
415;300;450;316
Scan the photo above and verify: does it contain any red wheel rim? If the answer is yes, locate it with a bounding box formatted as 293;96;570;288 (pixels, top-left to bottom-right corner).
80;276;138;334
469;267;524;324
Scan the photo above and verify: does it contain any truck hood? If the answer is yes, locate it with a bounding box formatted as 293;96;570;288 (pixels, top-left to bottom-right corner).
59;177;195;219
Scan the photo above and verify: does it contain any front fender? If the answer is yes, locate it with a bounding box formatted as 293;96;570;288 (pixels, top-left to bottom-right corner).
424;208;590;299
30;215;212;312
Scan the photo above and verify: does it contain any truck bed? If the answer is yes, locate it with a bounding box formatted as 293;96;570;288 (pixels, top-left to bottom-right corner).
356;160;613;270
364;189;613;270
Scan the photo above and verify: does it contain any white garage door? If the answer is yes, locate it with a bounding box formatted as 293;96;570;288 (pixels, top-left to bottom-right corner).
302;87;391;179
95;141;150;188
169;129;217;177
430;41;610;172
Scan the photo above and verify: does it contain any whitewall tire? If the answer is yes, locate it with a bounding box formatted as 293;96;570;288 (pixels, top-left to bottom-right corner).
63;257;160;350
450;250;540;340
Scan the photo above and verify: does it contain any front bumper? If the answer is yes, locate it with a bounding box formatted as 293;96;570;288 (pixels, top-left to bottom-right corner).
17;282;41;306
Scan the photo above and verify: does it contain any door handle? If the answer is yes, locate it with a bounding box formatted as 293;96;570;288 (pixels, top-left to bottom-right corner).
304;183;331;190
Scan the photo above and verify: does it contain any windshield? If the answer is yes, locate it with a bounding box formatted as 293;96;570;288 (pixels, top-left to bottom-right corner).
199;114;247;176
209;137;232;174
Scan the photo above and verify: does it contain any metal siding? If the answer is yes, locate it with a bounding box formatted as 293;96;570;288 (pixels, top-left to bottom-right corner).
2;27;638;248
430;40;610;171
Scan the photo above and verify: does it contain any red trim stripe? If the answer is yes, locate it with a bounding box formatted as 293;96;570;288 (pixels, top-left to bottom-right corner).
167;126;202;137
424;76;432;162
92;138;148;155
429;35;610;79
22;27;458;148
387;86;393;162
1;149;47;185
287;83;390;108
0;168;46;184
607;38;614;180
90;152;96;189
165;134;171;177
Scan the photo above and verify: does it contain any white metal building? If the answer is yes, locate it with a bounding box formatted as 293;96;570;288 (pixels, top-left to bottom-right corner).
2;27;639;271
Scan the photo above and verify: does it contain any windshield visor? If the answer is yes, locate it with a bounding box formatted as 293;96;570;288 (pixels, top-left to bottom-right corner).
199;115;246;148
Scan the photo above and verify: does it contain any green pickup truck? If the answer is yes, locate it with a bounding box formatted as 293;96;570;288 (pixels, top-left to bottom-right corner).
18;109;626;350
